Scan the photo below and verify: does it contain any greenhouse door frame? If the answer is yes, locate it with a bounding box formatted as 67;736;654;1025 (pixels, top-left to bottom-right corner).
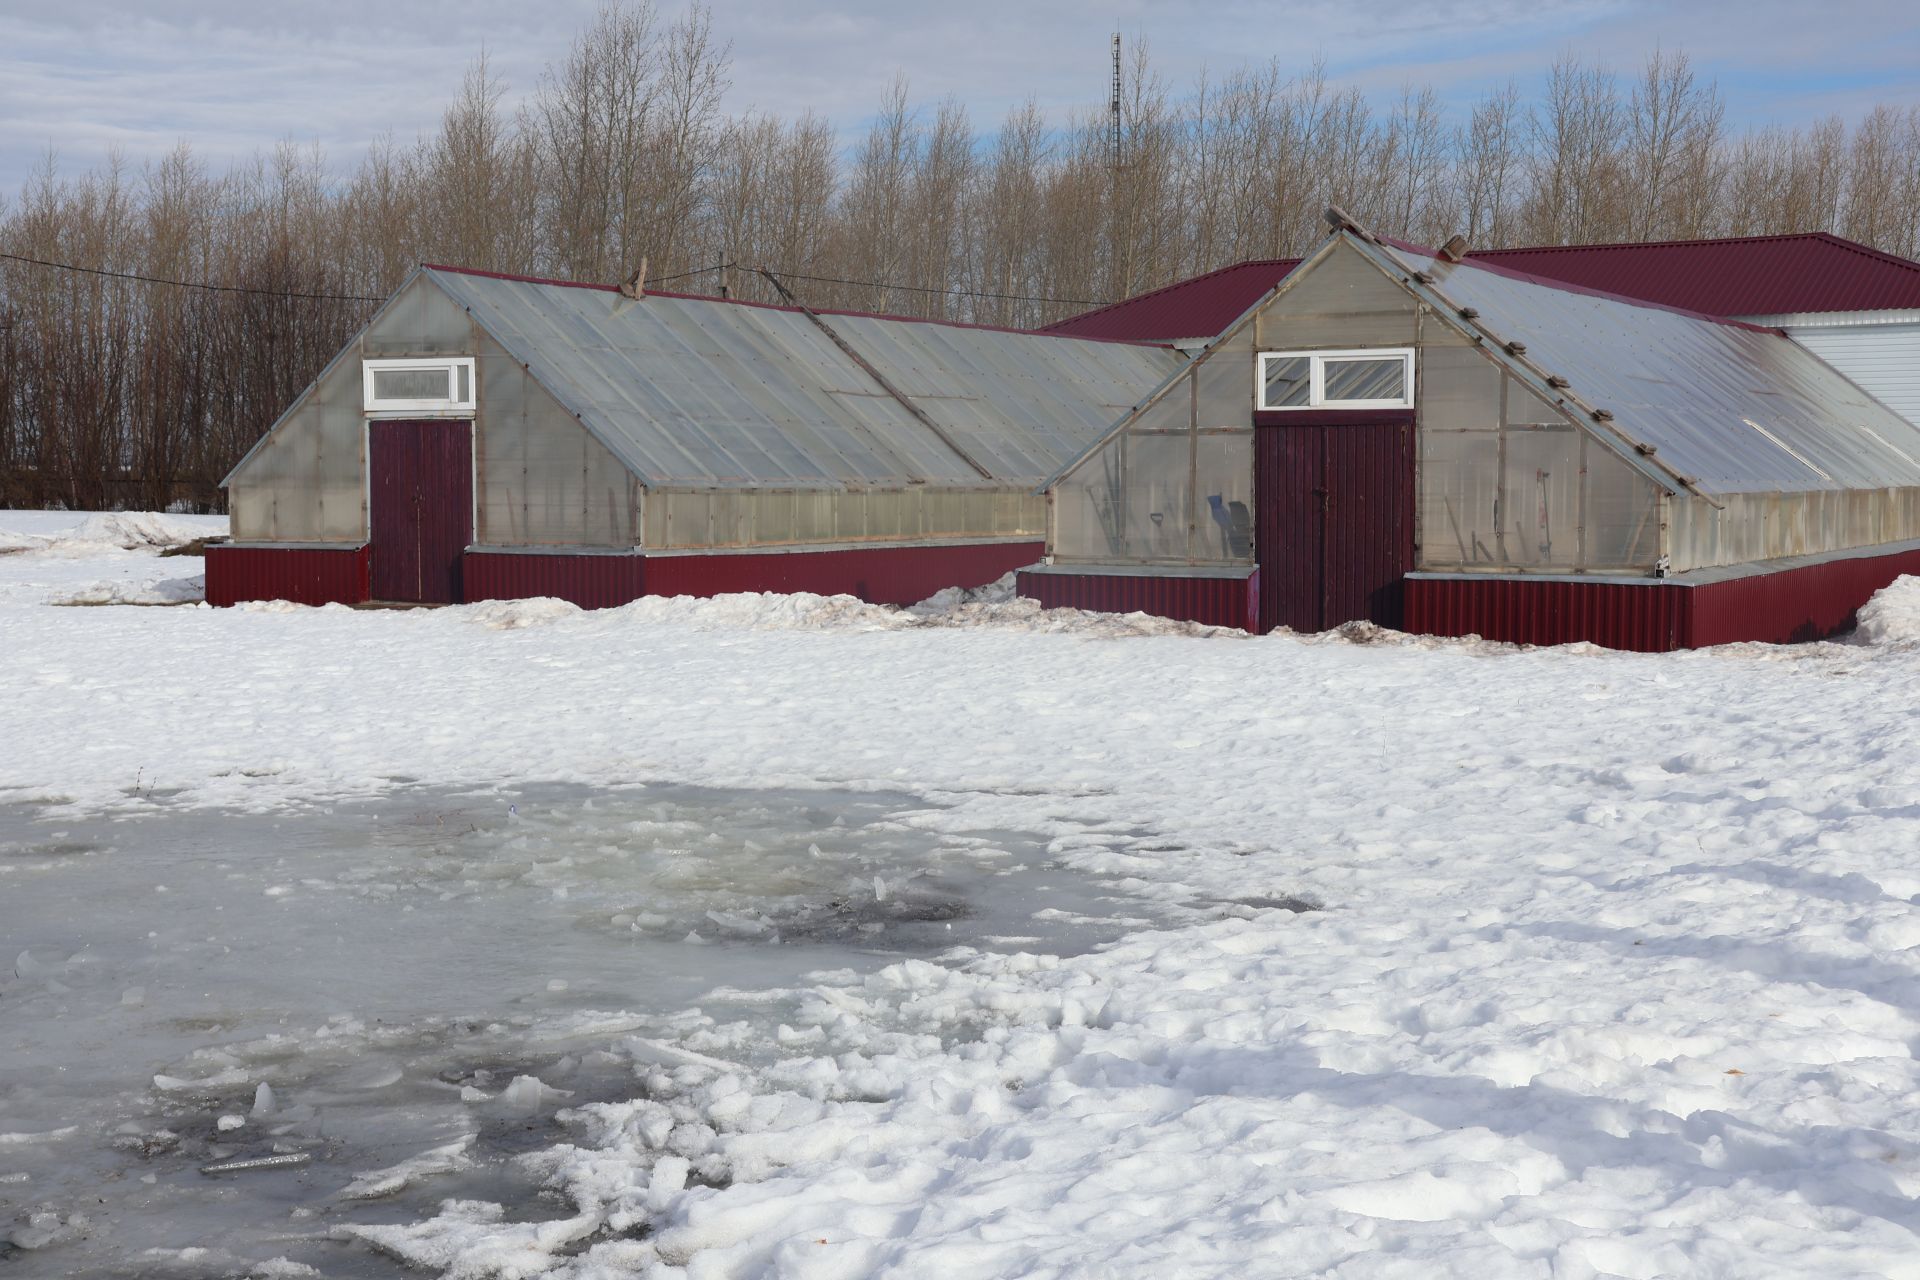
1254;409;1415;634
367;417;475;605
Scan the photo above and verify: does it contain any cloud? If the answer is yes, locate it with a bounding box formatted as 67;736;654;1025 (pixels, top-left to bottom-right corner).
2;0;1915;195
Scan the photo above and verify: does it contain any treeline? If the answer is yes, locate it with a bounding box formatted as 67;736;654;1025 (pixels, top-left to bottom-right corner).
4;0;1920;510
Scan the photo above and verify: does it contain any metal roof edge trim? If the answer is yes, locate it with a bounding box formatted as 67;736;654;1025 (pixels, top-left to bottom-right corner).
220;268;426;488
1024;561;1255;580
1742;308;1920;328
1347;233;1694;500
1033;237;1347;495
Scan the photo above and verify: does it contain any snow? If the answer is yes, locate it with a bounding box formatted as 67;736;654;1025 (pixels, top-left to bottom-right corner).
7;512;1920;1277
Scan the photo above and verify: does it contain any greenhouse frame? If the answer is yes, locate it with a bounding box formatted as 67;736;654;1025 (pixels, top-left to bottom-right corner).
1020;219;1920;649
207;265;1184;610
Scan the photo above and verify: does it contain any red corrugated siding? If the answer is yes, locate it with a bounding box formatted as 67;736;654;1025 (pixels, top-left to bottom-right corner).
205;544;371;608
1407;546;1920;651
1405;577;1687;651
648;541;1043;606
1688;547;1920;646
463;552;648;610
1015;570;1256;631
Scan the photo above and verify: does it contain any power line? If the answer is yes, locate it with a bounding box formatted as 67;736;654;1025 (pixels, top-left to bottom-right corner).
0;251;388;303
0;249;1095;312
693;262;1095;308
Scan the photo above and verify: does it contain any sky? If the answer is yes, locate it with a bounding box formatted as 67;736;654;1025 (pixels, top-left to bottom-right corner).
1;0;1917;197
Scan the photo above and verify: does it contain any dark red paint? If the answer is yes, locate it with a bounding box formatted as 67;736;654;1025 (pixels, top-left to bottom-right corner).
204;543;370;607
1255;419;1415;633
464;551;649;610
368;419;472;604
642;540;1043;606
1016;569;1257;631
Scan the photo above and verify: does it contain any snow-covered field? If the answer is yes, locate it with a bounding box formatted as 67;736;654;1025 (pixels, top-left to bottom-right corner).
7;513;1920;1278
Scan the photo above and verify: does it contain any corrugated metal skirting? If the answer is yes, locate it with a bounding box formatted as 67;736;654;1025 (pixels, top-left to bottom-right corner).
1016;570;1257;631
1409;545;1920;650
205;544;371;608
1405;577;1688;651
464;552;648;610
647;541;1044;607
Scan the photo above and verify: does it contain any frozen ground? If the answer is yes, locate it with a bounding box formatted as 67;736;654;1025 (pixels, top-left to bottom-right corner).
6;513;1920;1278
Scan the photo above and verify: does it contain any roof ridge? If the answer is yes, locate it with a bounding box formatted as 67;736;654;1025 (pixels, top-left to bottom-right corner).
1477;232;1920;275
421;262;1168;348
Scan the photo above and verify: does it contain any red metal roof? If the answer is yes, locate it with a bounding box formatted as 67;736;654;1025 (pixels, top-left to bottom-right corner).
1472;233;1920;318
1042;259;1299;341
1041;232;1920;342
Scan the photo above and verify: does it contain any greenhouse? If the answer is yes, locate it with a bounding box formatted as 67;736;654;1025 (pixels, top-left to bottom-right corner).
1021;218;1920;649
208;265;1183;609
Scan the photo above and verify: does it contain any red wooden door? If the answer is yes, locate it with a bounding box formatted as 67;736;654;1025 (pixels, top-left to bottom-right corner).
369;419;472;604
1255;418;1414;633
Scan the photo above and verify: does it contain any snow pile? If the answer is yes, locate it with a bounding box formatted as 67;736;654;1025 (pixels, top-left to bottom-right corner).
47;511;215;552
458;597;584;630
1855;575;1920;647
607;590;918;633
49;574;204;607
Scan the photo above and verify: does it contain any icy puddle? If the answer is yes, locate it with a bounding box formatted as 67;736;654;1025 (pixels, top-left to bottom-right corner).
0;783;1168;1277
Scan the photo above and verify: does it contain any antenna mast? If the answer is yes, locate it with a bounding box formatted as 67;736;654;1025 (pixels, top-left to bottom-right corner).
1109;33;1123;170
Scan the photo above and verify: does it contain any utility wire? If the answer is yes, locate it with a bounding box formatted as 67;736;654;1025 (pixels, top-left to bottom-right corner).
699;261;1094;308
0;249;1095;311
0;250;387;303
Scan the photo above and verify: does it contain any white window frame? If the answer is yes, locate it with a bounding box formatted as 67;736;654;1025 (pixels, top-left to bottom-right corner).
1256;348;1415;412
363;357;476;417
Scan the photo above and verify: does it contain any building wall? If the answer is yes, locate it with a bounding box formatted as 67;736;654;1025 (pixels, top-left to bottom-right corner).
1758;317;1920;426
229;274;641;549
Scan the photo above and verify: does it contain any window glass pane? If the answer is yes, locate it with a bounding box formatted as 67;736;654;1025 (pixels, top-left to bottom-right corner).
1322;356;1406;403
456;363;470;404
372;367;450;401
1262;355;1310;408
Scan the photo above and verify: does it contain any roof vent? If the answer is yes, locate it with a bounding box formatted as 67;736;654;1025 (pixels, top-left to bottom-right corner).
1439;234;1470;263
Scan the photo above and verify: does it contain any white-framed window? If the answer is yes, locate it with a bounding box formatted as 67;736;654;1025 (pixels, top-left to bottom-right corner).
363;357;476;415
1257;348;1415;411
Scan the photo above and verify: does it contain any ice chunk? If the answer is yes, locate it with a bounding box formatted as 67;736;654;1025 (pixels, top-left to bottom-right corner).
251;1083;276;1117
216;1114;246;1132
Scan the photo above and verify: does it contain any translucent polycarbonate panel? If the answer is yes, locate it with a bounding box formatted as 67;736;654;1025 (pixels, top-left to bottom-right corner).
1254;240;1420;351
1054;453;1130;561
1194;432;1254;562
359;275;482;357
1372;239;1920;495
428;268;1183;489
1418;429;1502;567
1503;426;1583;568
1261;355;1310;407
1418;346;1502;433
371;367;449;401
476;332;637;547
1122;431;1194;562
1322;355;1407;404
642;486;1045;550
1195;351;1254;427
1663;486;1920;573
1584;438;1662;568
227;337;367;542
